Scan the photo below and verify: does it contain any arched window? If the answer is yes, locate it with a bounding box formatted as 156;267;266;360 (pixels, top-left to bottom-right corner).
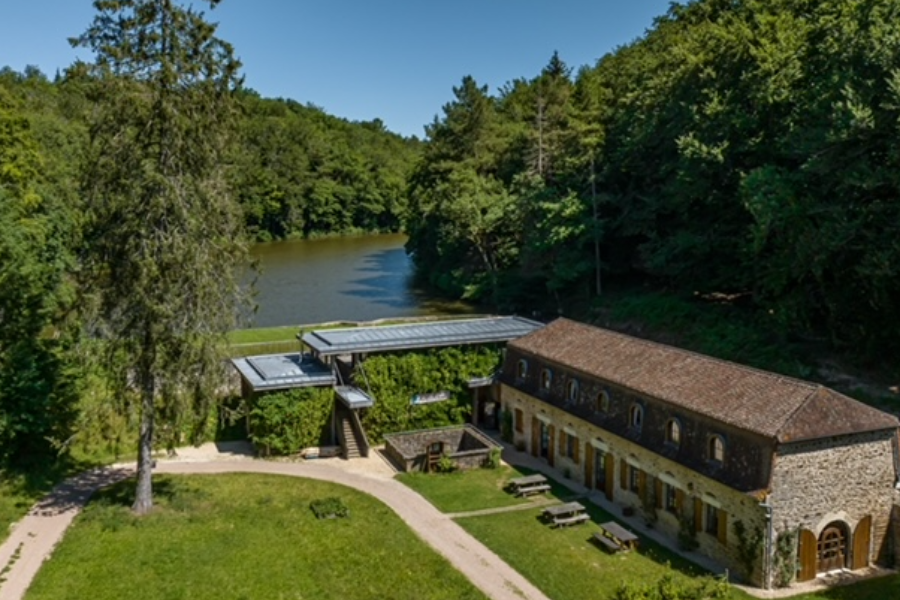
540;368;552;391
566;379;579;402
596;390;610;413
516;359;528;380
629;404;643;431
709;435;725;463
665;419;681;446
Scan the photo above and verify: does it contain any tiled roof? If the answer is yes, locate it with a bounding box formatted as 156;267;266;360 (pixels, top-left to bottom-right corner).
509;318;898;442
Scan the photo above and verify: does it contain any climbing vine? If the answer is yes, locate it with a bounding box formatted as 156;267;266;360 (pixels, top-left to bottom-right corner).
733;520;763;579
355;346;502;443
774;528;798;588
248;387;333;456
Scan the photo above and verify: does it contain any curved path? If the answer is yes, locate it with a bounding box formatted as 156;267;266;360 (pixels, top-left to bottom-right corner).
0;452;550;600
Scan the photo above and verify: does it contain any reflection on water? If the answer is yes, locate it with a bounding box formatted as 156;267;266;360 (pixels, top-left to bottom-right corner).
246;233;475;328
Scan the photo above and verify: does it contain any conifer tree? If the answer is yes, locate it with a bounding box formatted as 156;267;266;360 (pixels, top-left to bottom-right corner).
71;0;247;513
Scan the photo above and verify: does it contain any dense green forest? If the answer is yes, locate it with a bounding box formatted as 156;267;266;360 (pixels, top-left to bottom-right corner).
407;0;900;359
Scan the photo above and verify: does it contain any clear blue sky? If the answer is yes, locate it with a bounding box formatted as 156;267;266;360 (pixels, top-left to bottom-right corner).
0;1;675;138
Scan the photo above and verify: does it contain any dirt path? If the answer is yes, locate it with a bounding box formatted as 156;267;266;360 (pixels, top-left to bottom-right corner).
0;451;549;600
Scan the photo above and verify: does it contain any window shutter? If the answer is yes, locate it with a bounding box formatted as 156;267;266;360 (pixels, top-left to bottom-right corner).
655;479;663;509
675;489;684;515
638;470;647;499
530;417;539;457
573;438;580;464
798;529;817;582
605;454;615;501
853;516;872;570
558;430;566;455
620;458;627;490
694;498;703;533
717;508;728;544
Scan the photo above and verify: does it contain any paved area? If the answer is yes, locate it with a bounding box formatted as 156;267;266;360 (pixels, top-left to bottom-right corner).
0;442;549;600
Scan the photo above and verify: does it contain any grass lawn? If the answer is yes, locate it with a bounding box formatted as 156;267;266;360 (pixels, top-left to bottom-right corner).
398;467;900;600
396;465;576;513
25;474;487;600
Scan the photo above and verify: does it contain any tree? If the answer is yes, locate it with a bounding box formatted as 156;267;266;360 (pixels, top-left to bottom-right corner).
71;0;247;513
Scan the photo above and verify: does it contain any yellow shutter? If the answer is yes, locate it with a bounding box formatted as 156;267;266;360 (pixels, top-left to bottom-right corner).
573;437;580;464
530;417;539;457
605;454;615;501
674;488;684;516
853;516;872;570
655;479;663;509
620;458;627;490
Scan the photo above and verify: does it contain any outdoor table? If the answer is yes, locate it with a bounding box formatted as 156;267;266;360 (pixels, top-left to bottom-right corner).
508;474;549;496
599;520;639;551
542;501;589;527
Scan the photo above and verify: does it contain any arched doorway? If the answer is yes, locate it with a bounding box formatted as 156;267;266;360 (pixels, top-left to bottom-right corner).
817;522;849;573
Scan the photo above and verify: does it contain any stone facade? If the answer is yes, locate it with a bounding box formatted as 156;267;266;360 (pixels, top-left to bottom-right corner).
499;318;900;589
383;425;500;472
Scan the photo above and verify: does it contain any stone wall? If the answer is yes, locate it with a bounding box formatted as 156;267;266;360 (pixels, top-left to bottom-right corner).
383;425;500;472
769;430;898;568
502;384;769;586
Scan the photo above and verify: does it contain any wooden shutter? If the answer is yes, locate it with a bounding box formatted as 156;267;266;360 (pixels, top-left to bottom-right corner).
583;444;593;488
548;425;555;466
638;470;647;500
694;498;703;533
573;437;580;464
620;459;627;490
605;454;615;501
852;516;872;570
531;417;539;457
717;508;728;545
655;479;663;509
798;529;818;582
558;430;566;455
674;488;684;516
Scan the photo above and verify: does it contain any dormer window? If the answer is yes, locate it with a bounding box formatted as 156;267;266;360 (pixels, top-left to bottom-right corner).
540;368;552;391
709;435;725;463
665;419;681;446
629;404;643;431
516;359;528;380
566;379;579;402
596;390;610;413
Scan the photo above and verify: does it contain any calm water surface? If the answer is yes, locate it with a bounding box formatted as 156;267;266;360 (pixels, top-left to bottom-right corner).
246;234;474;328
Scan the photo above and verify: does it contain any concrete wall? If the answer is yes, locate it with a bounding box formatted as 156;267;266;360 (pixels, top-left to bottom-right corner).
384;425;500;472
502;383;769;585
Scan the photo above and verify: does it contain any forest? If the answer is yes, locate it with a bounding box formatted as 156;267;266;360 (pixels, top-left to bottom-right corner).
407;0;900;361
2;0;900;477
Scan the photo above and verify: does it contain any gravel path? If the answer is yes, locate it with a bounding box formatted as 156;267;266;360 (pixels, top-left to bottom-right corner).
0;448;549;600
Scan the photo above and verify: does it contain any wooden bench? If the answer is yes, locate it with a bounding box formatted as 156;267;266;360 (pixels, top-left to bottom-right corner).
516;483;551;497
593;531;625;553
552;513;590;527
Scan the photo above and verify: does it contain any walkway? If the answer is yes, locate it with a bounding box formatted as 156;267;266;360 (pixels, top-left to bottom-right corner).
0;443;549;600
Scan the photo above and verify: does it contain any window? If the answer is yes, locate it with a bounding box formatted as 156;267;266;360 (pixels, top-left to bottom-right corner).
596;390;610;413
665;419;681;446
664;483;678;514
629;404;643;431
540;368;552;391
566;379;579;403
514;408;523;433
516;359;528;380
709;435;725;463
705;503;719;535
629;466;641;493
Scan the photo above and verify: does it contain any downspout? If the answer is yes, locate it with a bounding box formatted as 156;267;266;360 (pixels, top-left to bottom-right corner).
759;496;774;590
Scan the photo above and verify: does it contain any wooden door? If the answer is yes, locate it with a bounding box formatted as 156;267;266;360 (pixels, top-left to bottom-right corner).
584;444;594;489
604;453;615;501
852;516;872;570
817;524;847;573
798;529;817;582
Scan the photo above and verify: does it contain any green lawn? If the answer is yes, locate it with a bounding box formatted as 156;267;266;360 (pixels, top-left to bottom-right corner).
25;474;487;600
397;467;900;600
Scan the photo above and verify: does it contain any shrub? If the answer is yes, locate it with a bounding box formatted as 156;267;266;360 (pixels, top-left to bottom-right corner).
310;497;349;519
247;388;333;456
434;453;457;473
485;447;502;469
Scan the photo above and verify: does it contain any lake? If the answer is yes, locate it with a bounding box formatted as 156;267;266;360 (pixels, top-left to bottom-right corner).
246;233;475;328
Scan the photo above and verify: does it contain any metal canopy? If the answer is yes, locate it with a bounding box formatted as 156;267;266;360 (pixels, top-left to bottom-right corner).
334;385;375;409
232;353;336;392
302;316;543;357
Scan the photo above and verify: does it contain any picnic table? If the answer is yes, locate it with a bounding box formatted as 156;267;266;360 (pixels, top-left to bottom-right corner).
508;474;550;497
542;501;589;527
594;520;639;552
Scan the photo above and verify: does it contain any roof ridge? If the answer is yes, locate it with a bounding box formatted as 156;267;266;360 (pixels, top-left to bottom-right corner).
563;318;819;393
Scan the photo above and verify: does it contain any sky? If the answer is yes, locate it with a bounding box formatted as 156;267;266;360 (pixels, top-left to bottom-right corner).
0;1;675;138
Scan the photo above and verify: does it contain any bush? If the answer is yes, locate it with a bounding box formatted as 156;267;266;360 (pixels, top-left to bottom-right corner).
309;497;349;519
614;570;730;600
485;447;502;469
248;388;333;456
434;453;457;473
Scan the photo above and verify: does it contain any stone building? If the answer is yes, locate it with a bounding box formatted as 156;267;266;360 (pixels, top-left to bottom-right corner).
499;318;899;588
